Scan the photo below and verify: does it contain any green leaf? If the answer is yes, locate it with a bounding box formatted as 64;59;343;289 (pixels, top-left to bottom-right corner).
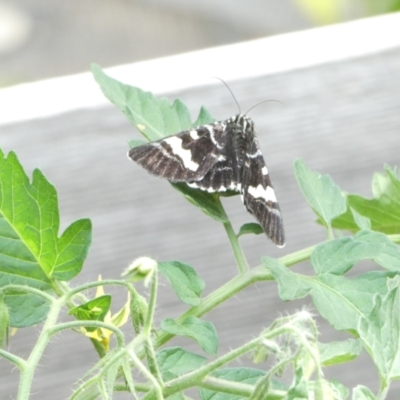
166;393;186;400
250;375;289;400
263;257;311;299
199;368;266;400
372;166;398;198
352;385;376;400
156;346;207;381
69;295;111;331
95;64;230;226
358;276;400;382
104;357;122;399
193;106;215;127
332;166;400;234
127;139;147;149
351;208;371;230
309;272;393;332
287;366;308;399
319;339;362;366
313;379;340;400
0;150;92;326
265;256;393;331
311;230;400;275
161;317;218;355
158;261;205;306
5;293;50;328
170;183;229;223
294;159;346;226
237;223;264;237
330;379;350;400
92;64;202;141
52;218;92;281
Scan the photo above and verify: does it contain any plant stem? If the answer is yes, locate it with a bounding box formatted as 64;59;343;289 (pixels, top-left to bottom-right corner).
66;279;133;299
143;336;261;400
377;377;389;400
160;320;288;399
154;265;271;349
128;349;164;400
278;244;315;267
142;270;164;387
71;242;316;400
0;349;26;369
49;321;125;348
18;298;63;400
215;196;249;273
121;357;140;399
151;245;315;350
143;270;157;337
223;219;249;273
198;376;254;396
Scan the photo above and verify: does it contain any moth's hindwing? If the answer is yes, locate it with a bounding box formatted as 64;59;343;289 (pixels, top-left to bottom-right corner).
128;114;285;247
241;137;285;247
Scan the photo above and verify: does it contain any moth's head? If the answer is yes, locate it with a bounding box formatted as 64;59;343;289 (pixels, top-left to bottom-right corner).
231;114;254;135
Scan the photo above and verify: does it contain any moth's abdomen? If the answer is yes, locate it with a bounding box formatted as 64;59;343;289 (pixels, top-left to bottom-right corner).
231;129;251;169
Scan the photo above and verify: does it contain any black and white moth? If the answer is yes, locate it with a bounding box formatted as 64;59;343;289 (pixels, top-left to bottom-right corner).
128;114;285;247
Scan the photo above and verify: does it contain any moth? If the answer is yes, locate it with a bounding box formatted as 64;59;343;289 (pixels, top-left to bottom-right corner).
128;113;285;247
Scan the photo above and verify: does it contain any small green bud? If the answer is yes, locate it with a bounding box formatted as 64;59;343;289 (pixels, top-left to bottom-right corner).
122;256;157;286
130;293;148;334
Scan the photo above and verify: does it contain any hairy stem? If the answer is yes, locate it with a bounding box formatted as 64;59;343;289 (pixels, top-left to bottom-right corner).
215;196;250;273
18;298;62;400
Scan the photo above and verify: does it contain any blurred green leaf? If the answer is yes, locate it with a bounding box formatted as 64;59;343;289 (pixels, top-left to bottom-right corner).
293;0;348;24
311;230;400;275
319;339;362;366
332;166;400;235
294;0;400;26
158;261;205;306
156;346;207;381
170;183;229;223
5;293;50;328
351;208;371;230
237;223;264;237
161;317;218;355
193;106;215;127
265;256;394;331
294;159;346;228
127;139;147;149
352;385;376;400
92;64;212;141
358;276;400;382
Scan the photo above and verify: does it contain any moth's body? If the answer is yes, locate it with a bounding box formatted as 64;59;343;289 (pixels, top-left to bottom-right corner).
129;114;285;247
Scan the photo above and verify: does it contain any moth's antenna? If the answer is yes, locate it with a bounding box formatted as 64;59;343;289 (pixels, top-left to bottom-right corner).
212;77;241;114
245;99;283;116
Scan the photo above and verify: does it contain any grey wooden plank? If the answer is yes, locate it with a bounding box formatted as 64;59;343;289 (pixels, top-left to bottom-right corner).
1;46;400;399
